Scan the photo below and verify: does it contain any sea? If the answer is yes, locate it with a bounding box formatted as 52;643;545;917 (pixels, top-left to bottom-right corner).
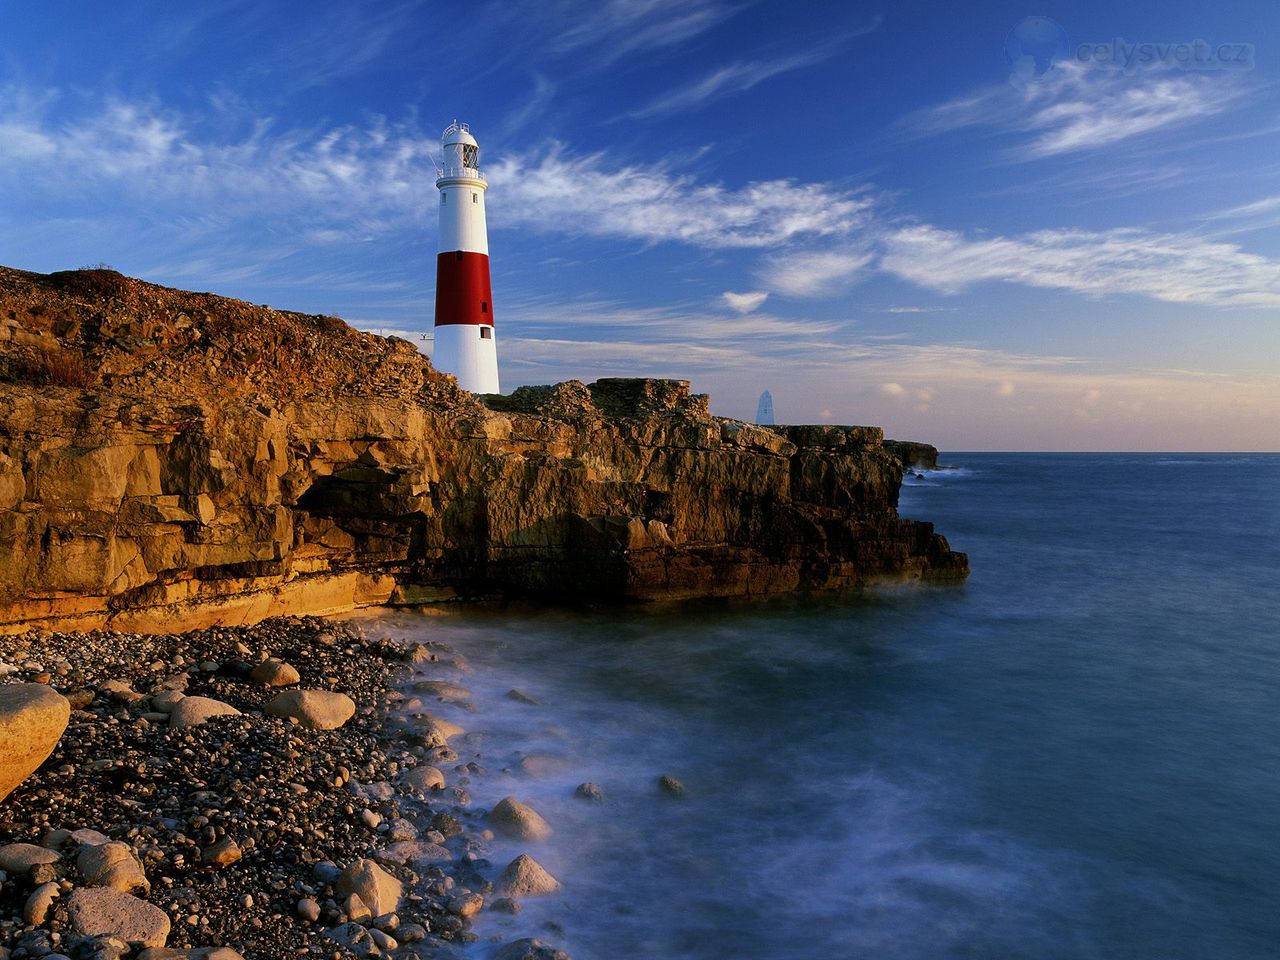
359;453;1280;960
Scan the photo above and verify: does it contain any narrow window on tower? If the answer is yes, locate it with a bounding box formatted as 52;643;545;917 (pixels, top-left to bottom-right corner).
472;193;478;203
481;301;488;313
480;327;492;340
440;193;446;204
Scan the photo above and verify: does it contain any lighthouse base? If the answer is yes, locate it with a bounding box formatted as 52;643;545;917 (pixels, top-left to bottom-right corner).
432;323;499;394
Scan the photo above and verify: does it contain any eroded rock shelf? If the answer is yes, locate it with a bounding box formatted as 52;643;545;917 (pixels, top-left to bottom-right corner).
0;267;966;633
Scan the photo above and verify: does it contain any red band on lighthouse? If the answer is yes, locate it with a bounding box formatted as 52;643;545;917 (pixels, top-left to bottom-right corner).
434;251;493;326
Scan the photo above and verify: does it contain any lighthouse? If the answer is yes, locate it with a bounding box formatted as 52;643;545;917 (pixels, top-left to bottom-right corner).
433;121;499;393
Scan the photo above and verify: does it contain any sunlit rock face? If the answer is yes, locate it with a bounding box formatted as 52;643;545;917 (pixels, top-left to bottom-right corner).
0;267;966;632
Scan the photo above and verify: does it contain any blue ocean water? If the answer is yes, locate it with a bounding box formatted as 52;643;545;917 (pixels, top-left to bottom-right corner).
365;453;1280;960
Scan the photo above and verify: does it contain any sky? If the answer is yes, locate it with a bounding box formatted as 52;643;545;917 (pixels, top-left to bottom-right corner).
2;0;1278;450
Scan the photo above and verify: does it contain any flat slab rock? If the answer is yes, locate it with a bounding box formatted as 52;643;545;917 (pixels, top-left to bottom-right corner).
67;886;171;948
0;683;70;802
266;689;356;730
0;841;61;873
168;695;240;730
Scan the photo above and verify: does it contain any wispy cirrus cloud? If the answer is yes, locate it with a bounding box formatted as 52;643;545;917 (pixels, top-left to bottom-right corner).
722;290;768;313
756;249;875;297
880;223;1280;307
545;0;735;65
489;146;876;248
6;85;1280;316
900;60;1245;159
627;18;882;118
0;87;435;225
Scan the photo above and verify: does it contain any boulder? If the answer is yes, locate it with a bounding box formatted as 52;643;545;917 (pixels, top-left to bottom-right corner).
78;841;150;894
448;892;484;917
148;691;185;713
67;887;171;948
200;837;241;868
0;842;60;873
248;658;300;687
378;840;451;866
266;689;355;730
400;765;445;793
323;922;378;958
418;715;464;746
136;950;245;960
489;797;552;842
0;684;70;802
335;858;401;917
497;854;561;897
168;696;240;730
24;881;59;924
70;828;112;846
412;679;471;702
574;782;604;802
494;938;571;960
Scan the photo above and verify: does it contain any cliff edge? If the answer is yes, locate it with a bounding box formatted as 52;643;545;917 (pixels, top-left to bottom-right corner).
0;267;966;633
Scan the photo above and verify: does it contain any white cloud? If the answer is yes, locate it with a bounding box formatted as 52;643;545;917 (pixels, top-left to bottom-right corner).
547;0;733;65
503;296;840;342
901;61;1244;159
997;380;1017;397
627;19;881;118
757;249;874;297
722;290;769;313
0;88;435;226
881;224;1280;307
490;147;875;249
880;382;907;397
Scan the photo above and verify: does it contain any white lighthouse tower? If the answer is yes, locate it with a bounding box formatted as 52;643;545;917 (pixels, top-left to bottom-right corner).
433;121;499;393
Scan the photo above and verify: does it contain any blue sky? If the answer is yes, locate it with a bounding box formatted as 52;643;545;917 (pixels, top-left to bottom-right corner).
2;0;1278;449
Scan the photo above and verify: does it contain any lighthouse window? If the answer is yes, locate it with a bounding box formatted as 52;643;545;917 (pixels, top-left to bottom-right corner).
462;144;479;167
480;327;492;339
481;301;488;313
440;193;445;204
472;193;478;203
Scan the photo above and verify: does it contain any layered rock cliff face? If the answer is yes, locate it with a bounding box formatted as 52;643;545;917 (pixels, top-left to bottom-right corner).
0;267;966;633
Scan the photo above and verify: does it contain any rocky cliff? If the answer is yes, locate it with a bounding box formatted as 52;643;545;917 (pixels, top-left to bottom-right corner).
0;267;965;633
884;440;940;470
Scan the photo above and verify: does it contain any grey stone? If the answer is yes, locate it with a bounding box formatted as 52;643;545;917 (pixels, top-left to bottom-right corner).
490;797;552;842
498;854;561;897
265;689;355;730
167;696;240;730
0;842;60;873
24;881;59;924
78;841;150;894
336;858;401;916
248;658;300;687
0;684;70;803
66;887;171;948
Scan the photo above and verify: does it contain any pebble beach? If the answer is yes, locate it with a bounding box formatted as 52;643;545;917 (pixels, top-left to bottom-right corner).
0;616;568;960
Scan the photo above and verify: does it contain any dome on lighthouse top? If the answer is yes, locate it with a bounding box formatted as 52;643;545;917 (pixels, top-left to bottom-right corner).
439;120;483;183
442;121;477;148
